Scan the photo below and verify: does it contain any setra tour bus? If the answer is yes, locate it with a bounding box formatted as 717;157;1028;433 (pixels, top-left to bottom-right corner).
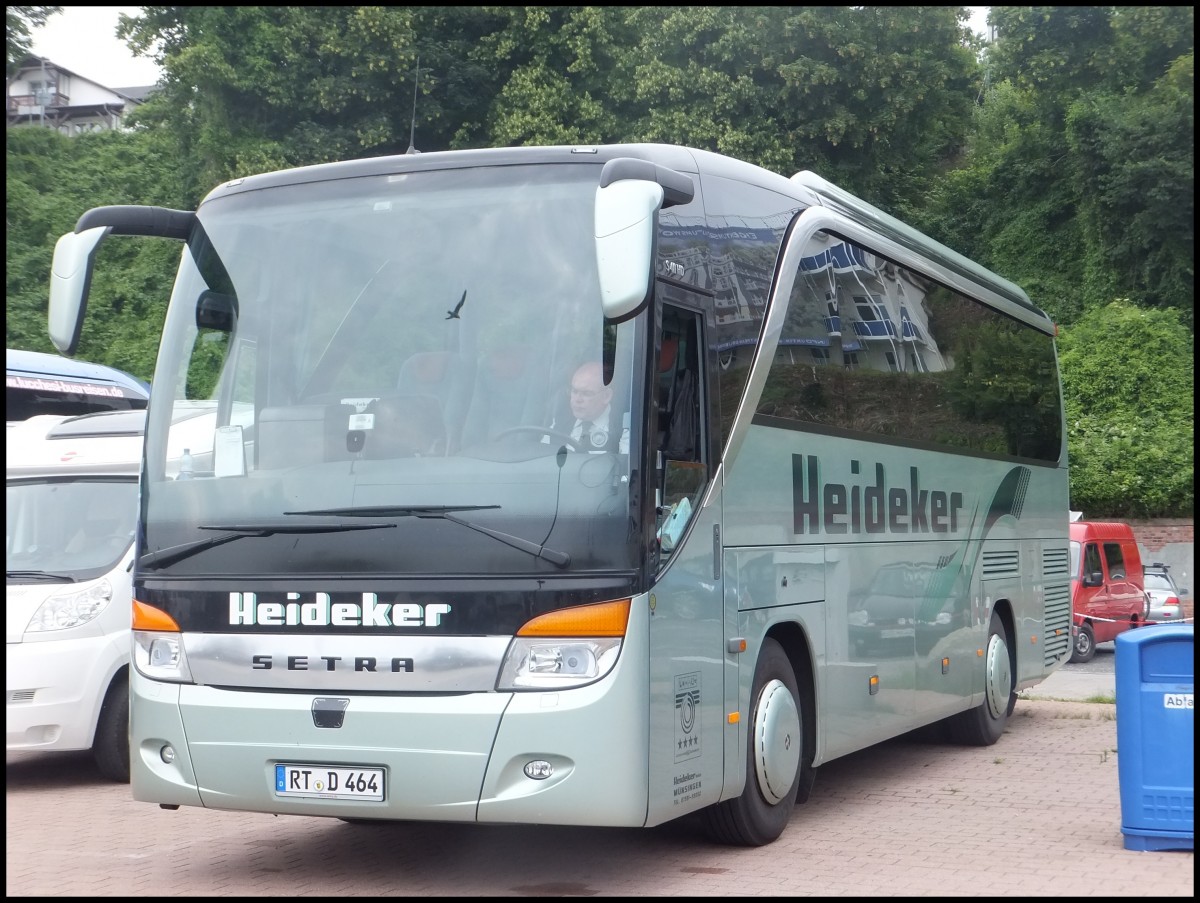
46;144;1071;846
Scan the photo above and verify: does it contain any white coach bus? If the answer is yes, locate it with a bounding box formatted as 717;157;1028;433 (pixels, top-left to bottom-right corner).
46;144;1071;845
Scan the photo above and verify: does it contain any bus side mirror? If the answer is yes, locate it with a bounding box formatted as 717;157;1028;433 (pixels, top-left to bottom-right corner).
594;179;662;322
594;158;695;323
49;227;109;355
1082;571;1104;587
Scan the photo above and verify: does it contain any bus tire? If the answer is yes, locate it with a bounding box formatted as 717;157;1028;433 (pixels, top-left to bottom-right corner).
93;673;130;783
1070;622;1096;664
947;612;1013;746
700;638;802;846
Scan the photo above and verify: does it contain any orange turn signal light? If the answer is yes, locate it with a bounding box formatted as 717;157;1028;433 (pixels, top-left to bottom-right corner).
517;598;631;637
132;599;181;632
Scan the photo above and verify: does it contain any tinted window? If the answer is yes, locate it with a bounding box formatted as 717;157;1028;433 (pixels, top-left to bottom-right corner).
1102;542;1127;580
756;233;1063;462
674;175;800;449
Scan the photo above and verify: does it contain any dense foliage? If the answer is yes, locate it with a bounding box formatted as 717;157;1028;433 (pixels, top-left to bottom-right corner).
5;6;1193;516
1057;301;1194;517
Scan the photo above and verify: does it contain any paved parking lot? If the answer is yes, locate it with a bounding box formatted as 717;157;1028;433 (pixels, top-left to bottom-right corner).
6;696;1193;897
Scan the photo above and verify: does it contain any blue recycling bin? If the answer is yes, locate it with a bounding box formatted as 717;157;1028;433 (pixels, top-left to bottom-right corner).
1114;624;1194;852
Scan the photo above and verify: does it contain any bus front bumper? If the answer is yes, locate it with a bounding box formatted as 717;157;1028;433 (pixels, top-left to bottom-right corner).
130;652;650;826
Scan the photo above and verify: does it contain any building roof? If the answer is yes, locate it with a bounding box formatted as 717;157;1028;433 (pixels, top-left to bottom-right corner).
12;54;155;103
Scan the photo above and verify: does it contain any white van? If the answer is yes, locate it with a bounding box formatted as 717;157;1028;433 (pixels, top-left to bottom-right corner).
7;403;240;780
6;409;145;780
5;401;234;778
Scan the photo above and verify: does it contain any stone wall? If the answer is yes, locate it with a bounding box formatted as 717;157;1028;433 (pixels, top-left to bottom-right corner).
1125;519;1194;552
1123;518;1194;623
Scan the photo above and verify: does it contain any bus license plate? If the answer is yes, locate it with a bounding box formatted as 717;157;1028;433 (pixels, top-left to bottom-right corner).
275;764;385;801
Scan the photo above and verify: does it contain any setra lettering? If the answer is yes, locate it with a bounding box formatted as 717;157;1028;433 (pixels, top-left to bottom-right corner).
249;655;415;672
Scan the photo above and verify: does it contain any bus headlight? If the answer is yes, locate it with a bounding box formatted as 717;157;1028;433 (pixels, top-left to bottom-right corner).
132;631;194;683
496;598;631;691
497;637;622;690
26;580;113;631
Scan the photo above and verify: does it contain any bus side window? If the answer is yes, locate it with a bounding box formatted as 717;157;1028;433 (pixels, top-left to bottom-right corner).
657;306;705;558
656;335;679;450
659;308;702;463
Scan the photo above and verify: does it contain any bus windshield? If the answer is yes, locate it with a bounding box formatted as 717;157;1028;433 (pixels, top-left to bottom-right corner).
142;162;641;578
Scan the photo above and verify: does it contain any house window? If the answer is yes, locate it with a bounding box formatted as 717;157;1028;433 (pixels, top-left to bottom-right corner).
28;80;56;105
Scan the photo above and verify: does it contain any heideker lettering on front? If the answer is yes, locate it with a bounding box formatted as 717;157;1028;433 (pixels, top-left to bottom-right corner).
792;454;964;535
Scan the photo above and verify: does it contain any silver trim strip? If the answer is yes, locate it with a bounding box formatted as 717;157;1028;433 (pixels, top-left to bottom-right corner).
184;633;513;692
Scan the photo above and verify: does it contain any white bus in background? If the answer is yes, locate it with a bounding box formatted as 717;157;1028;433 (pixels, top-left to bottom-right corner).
6;347;149;426
45;143;1070;844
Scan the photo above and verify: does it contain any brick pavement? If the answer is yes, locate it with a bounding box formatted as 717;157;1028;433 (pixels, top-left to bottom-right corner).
10;521;1191;893
6;697;1194;896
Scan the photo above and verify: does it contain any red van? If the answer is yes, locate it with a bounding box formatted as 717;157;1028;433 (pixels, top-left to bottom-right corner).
1068;521;1148;662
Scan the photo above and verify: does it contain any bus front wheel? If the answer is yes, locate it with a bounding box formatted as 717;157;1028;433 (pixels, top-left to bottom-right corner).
700;638;803;846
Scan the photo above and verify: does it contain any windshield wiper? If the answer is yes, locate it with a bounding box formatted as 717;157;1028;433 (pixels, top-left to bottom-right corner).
286;505;571;568
138;522;396;570
6;570;77;582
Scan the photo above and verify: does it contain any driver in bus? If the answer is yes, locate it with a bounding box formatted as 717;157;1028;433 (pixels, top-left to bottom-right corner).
542;361;629;454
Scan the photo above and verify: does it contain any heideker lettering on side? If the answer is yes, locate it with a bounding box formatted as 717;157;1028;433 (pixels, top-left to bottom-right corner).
792;454;964;535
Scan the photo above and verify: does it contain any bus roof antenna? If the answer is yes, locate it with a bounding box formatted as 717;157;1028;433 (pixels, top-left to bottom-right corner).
406;54;422;155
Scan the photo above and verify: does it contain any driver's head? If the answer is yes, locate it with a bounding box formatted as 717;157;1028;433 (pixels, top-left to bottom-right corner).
569;361;611;422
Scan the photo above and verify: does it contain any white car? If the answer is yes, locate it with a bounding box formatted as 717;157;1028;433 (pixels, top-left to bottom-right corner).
1143;563;1188;624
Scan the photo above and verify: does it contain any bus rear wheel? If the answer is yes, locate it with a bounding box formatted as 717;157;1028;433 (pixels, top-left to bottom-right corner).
700;638;803;846
947;611;1013;746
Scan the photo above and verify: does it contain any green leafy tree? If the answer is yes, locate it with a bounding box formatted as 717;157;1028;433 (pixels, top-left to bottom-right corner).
473;5;637;146
986;7;1115;91
6;126;185;380
122;6;982;213
918;6;1193;332
1066;52;1194;323
918;80;1089;326
1057;300;1194;517
617;6;980;209
120;6;509;199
